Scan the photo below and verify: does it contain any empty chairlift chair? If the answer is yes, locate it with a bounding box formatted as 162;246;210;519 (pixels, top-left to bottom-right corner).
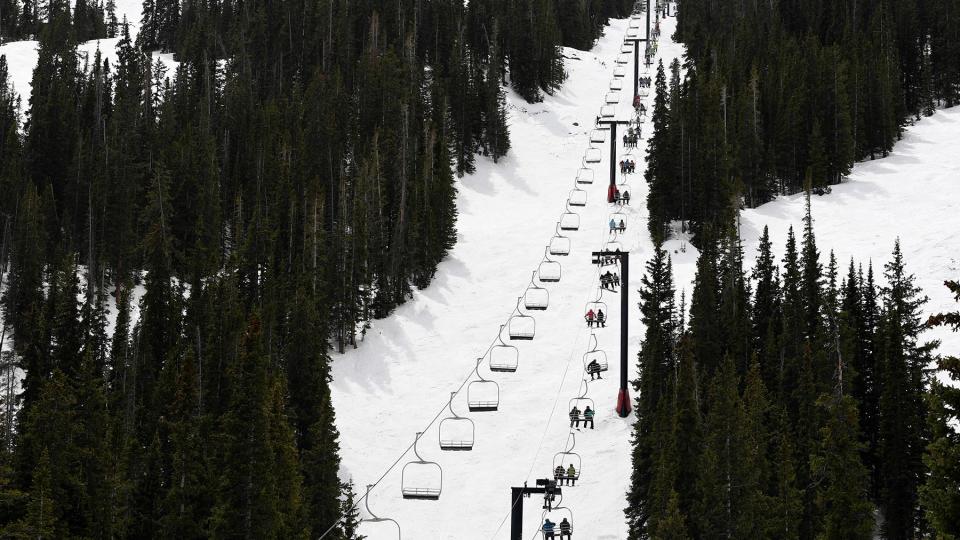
627;27;640;38
438;392;475;451
584;147;602;164
583;333;609;377
538;248;562;283
599;105;615;118
549;223;572;257
575;167;594;185
620;42;633;54
359;485;402;539
610;79;623;91
401;432;442;500
613;66;626;78
589;129;606;144
552;432;583;484
489;325;520;372
568;187;587;207
524;271;550;310
560;203;580;232
468;359;500;412
508;297;537;339
616;53;630;65
605;92;620;105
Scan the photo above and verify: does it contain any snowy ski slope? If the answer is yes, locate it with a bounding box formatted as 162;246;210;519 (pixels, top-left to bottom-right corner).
330;11;960;540
331;14;687;540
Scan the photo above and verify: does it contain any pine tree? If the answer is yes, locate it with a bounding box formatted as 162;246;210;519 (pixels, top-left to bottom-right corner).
646;61;672;242
877;240;929;539
921;280;960;538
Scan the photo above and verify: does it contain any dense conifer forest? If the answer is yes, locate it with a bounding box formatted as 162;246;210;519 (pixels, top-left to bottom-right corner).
0;0;635;537
627;199;960;538
644;0;960;242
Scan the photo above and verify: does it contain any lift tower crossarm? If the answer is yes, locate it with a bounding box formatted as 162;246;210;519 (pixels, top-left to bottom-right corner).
510;480;563;540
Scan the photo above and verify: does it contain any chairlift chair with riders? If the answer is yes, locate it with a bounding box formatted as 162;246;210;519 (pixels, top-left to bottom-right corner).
509;296;537;339
489;325;520;372
575;167;594;185
552;432;583;483
559;204;580;232
584;289;608;326
568;186;587;208
583;333;609;375
359;485;402;539
538;248;562;283
468;358;500;412
401;432;442;500
549;223;571;257
568;379;596;426
524;271;550;310
608;211;627;233
540;504;575;539
604;240;623;253
438;392;475;451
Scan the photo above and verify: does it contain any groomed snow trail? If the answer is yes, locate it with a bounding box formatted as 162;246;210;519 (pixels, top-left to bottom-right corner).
331;14;685;540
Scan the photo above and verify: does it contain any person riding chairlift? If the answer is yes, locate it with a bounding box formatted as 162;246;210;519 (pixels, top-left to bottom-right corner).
597;309;606;328
559;517;572;539
543;518;557;539
585;308;596;328
588;359;602;380
569;405;581;429
583;407;595;429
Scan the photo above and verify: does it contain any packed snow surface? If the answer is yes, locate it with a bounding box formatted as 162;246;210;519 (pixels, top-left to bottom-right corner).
331;12;960;540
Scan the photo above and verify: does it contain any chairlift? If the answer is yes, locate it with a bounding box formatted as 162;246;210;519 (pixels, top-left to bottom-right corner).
468;358;500;411
583;333;609;375
600;105;615;118
620;43;633;54
627;27;640;38
401;432;442;500
552;432;583;483
610;79;623;91
589;129;606;144
613;66;626;78
538;248;562;283
359;485;402;539
540;505;575;539
524;271;550;310
605;92;620;105
608;211;627;233
575;167;594;185
490;325;520;372
439;392;475;451
584;289;608;326
584;147;602;164
616;53;630;65
629;17;641;28
616;181;632;200
568;380;596;425
549;223;571;257
568;187;587;207
509;296;537;339
638;86;649;98
605;240;623;253
559;206;580;232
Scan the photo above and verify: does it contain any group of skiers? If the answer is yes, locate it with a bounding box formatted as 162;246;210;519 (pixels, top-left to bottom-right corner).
622;129;640;148
638;76;652;88
609;217;626;233
553;463;579;486
584;308;606;328
613;188;631;205
569;405;595;429
542;517;572;539
619;158;637;174
600;270;620;291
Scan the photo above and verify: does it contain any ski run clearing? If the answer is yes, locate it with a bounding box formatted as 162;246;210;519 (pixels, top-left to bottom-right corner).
330;12;960;540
